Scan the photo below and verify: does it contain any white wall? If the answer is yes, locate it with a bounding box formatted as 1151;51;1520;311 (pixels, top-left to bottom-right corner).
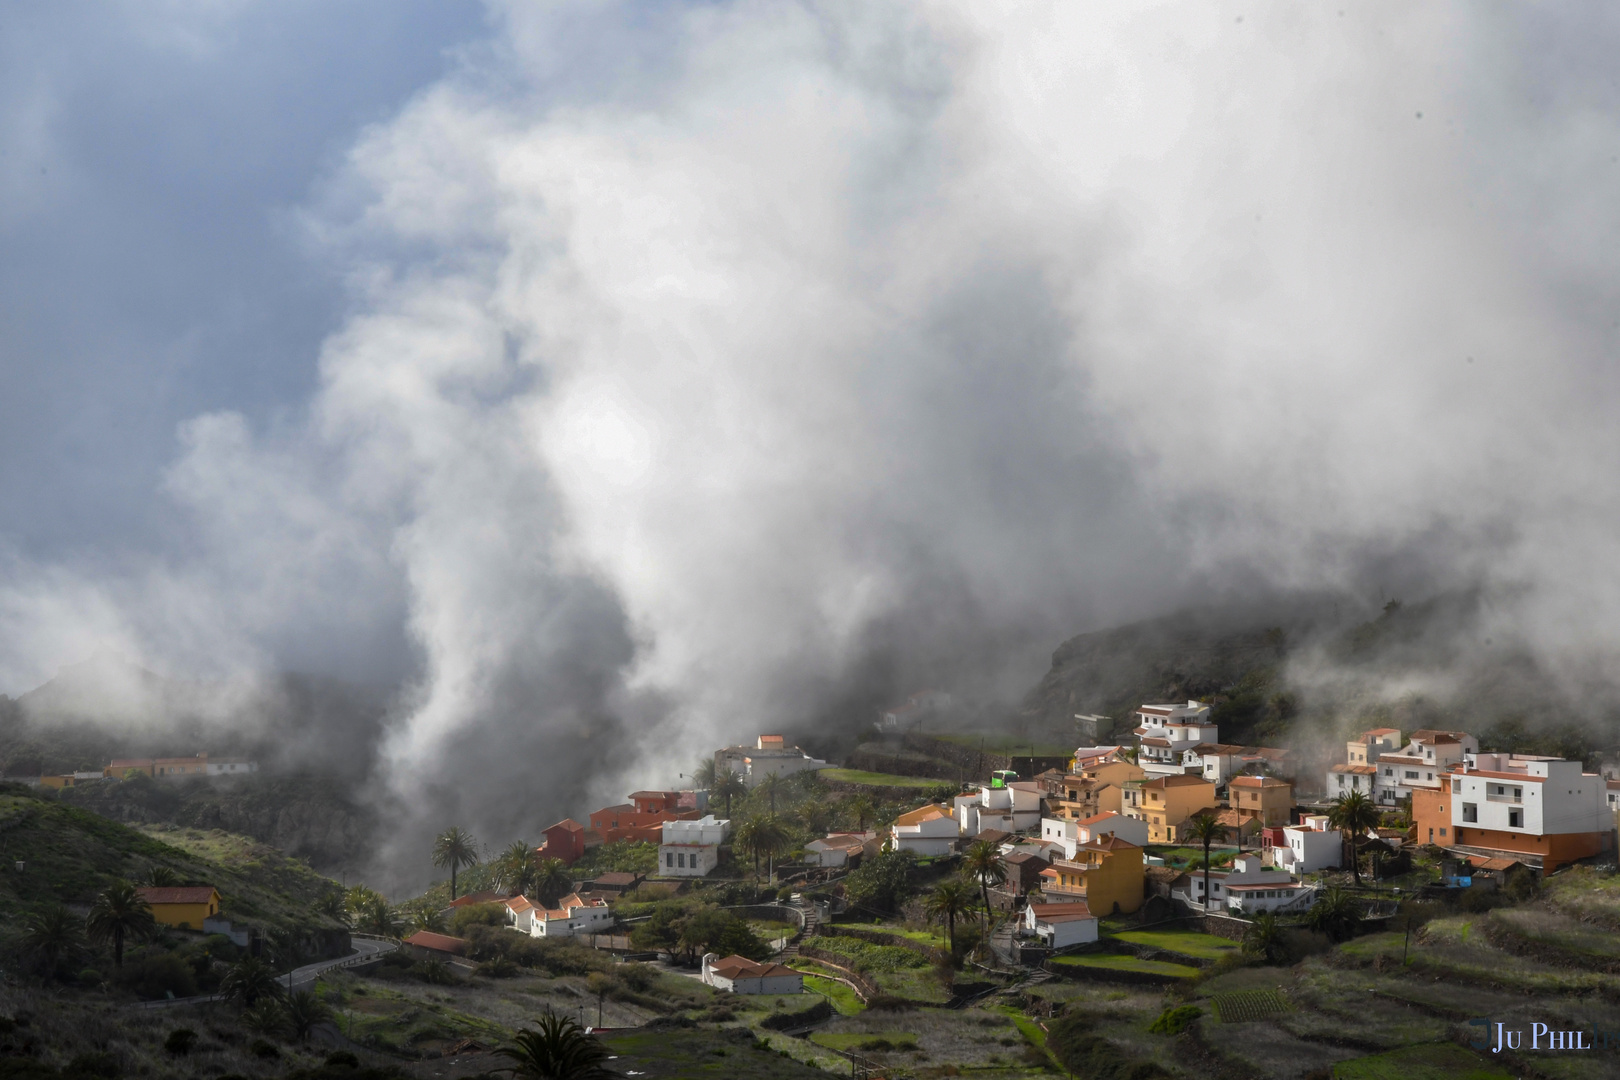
659;844;719;876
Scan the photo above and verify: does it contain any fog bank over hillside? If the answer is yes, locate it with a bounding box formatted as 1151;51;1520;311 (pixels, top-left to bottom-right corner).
6;4;1620;890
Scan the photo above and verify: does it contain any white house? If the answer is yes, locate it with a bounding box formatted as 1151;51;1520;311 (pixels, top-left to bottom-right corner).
659;815;730;877
1374;730;1478;806
1171;853;1297;912
1269;819;1342;873
701;953;804;994
1023;901;1098;949
956;778;1042;836
804;832;875;868
504;895;538;935
715;735;830;787
1327;764;1377;799
1184;744;1244;785
530;893;613;938
892;804;960;856
204;757;258;777
1040;817;1080;859
1134;702;1220;777
1076;811;1148;848
1439;753;1611;870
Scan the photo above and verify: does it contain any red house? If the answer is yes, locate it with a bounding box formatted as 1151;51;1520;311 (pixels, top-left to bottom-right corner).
537;819;587;866
588;792;702;845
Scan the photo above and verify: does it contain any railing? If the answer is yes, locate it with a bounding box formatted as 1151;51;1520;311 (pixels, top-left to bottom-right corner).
1485;793;1523;804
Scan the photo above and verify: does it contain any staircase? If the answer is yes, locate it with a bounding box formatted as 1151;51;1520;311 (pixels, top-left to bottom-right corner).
778;898;820;959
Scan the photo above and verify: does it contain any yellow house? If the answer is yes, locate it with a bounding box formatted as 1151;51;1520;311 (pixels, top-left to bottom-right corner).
1228;775;1293;827
1347;729;1401;766
136;886;221;930
1037;833;1144;915
1138;775;1219;843
1053;760;1145;819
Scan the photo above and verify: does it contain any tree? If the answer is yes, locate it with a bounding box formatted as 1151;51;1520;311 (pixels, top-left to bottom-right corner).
733;815;789;881
495;841;537;896
534;858;573;908
1306;887;1363;943
796;799;833;837
759;772;782;815
923;879;975;955
844;851;918;913
85;881;155;968
22;904;84;979
845;794;876;832
1327;791;1381;886
283;989;332;1042
1241;912;1290;964
355;896;404;939
496;1012;613;1079
1187;813;1229;913
693;758;720;792
961;841;1007;929
432;827;481;901
219;956;284;1008
711;769;747;820
144;866;179;887
409;906;448;934
585;973;611;1029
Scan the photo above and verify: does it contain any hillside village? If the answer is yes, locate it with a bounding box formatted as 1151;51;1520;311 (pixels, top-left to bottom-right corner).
5;687;1620;1079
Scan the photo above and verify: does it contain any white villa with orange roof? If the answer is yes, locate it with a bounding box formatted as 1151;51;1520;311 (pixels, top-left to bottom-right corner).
1022;900;1098;948
1374;730;1478;806
892;803;959;856
529;892;613;938
1133;701;1219;778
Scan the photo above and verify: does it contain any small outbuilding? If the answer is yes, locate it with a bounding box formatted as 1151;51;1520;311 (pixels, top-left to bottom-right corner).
701;953;804;994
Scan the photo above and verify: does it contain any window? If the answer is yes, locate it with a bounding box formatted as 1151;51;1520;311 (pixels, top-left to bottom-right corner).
1384;768;1393;776
666;853;675;867
1439;828;1447;837
1508;809;1522;829
1428;828;1433;842
1462;803;1478;822
1404;771;1420;780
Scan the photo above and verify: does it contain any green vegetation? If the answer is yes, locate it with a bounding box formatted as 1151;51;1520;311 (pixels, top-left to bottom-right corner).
1049;953;1201;978
931;733;1074;757
842;851;920;913
796;971;865;1014
810;935;930;973
1148;1004;1203;1034
809;1031;919;1052
1331;1042;1512;1079
1210;988;1288;1022
819;768;948;788
1113;929;1240;961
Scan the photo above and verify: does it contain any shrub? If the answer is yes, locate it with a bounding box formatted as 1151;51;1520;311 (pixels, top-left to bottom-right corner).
250;1039;281;1060
1148;1005;1202;1035
447;903;507;936
162;1029;197;1055
476;957;516;978
76;969;103;987
115;952;197;1000
417;960;457;984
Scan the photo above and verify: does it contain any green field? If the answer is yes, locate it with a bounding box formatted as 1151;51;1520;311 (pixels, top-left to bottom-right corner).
1210;988;1289;1023
1331;1042;1512;1079
1049;953;1201;978
796;971;865;1015
819;768;950;788
1113;929;1241;960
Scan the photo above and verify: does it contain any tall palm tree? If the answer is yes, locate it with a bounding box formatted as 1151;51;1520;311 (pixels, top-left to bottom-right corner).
734;815;790;881
760;772;782;815
85;881;155;968
1327;791;1381;886
144;866;179;887
1307;887;1364;942
534;858;573;908
1187;813;1229;913
1241;912;1290;964
797;799;834;837
432;827;480;901
924;879;975;955
961;840;1006;927
409;906;448;934
22;904;84;979
220;956;284;1008
356;896;404;939
693;758;720;792
496;1012;612;1079
712;769;747;820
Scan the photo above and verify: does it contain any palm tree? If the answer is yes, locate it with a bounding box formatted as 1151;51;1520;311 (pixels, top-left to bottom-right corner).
144;866;179;887
355;896;404;939
22;904;84;979
733;815;790;881
923;880;975;955
796;799;833;837
711;769;747;820
283;989;332;1042
409;906;448;934
961;840;1007;927
1327;792;1381;886
1187;813;1229;913
85;881;155;968
534;858;573;908
432;827;481;901
845;794;876;832
1306;887;1363;943
495;1012;612;1079
1241;912;1290;964
495;841;537;896
693;758;720;792
219;956;284;1008
760;772;782;815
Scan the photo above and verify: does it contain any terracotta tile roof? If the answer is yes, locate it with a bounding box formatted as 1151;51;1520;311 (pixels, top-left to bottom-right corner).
974;828;1014;844
1004;851;1048;865
1138;738;1172;748
1143;775;1213;790
136;886;218;905
405;931;468;955
1077;811;1122;826
1359;728;1401;738
505;896;535;913
1229;775;1290;788
894;803;952;826
710;955;800;980
1081;834;1140;852
590;872;642;886
1331;764;1378;775
1029;901;1093;920
546;819;585;833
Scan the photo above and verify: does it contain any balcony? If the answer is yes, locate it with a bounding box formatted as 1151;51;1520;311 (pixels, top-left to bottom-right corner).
1485;793;1523;804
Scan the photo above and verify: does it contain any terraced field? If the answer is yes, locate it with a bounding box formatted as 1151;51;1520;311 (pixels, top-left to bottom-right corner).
1114;928;1242;961
1050;952;1202;978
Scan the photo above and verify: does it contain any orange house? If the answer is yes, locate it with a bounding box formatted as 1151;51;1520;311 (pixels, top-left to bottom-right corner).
536;819;587;866
588;791;701;845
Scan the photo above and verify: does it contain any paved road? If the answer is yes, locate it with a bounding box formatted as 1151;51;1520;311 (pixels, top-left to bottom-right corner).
133;936;397;1010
